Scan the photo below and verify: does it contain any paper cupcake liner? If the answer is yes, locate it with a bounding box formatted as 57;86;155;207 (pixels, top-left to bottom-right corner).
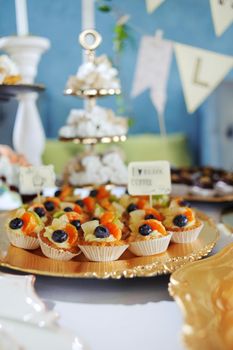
78;244;129;262
39;239;80;261
128;234;172;257
169;222;204;244
7;230;39;250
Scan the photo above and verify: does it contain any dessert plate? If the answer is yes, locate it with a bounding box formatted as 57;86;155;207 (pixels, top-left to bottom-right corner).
0;84;45;101
169;243;233;350
0;272;83;350
0;211;219;279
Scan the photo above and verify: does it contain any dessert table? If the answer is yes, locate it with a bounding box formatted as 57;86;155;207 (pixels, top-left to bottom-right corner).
0;195;232;350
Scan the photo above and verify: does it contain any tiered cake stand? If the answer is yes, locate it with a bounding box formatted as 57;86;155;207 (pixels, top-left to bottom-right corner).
60;30;127;185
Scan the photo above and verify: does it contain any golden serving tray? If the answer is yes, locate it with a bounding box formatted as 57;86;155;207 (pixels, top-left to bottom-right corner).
169;243;233;350
0;211;219;279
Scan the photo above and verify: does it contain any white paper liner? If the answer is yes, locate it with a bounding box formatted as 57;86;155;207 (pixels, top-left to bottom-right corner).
39;238;80;261
78;244;129;262
7;230;39;250
128;234;172;257
169;222;204;243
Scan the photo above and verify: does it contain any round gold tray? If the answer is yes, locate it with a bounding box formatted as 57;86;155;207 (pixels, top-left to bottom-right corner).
0;211;219;279
64;87;121;98
59;134;127;145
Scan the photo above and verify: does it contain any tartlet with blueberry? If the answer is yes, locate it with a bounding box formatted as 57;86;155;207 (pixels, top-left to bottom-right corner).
78;212;128;261
27;203;51;224
163;207;203;243
38;215;80;261
128;215;171;256
6;208;44;250
40;197;61;215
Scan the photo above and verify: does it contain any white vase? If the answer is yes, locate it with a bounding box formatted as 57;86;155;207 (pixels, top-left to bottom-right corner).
0;36;50;165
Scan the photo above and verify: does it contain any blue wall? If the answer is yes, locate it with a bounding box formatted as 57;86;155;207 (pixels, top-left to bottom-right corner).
0;0;233;163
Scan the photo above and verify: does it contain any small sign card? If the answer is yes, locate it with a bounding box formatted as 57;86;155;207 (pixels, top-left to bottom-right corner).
128;161;171;196
19;165;56;194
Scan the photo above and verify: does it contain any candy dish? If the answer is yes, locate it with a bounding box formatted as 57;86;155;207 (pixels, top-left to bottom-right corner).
0;272;83;350
0;210;219;278
169;243;233;350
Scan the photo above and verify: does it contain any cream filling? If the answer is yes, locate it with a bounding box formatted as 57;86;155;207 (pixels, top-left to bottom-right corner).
131;229;164;241
84;233;116;243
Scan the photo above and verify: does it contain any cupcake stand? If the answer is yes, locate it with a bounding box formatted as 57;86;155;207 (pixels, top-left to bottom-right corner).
60;30;127;189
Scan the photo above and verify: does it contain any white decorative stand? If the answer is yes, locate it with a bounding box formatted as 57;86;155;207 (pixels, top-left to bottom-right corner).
0;36;50;165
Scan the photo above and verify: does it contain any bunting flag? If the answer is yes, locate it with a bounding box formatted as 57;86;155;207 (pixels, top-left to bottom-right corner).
174;42;233;113
145;0;165;14
131;32;173;135
209;0;233;37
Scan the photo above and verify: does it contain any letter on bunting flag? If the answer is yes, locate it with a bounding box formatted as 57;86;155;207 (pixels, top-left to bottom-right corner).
174;42;233;113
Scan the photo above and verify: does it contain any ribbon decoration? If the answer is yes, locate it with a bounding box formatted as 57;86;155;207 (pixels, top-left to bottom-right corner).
174;42;233;113
209;0;233;37
145;0;165;14
131;31;173;135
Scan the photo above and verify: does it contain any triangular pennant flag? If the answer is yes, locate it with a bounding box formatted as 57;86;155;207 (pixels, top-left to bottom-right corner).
174;43;233;113
145;0;165;14
209;0;233;37
131;33;173;116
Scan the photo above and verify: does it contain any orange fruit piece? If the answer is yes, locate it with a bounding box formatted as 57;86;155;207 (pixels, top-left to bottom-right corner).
65;212;80;221
105;222;122;240
144;219;166;235
83;197;95;212
100;211;115;225
21;212;38;235
60;186;72;200
97;186;109;200
184;208;194;222
137;198;147;209
73;204;83;214
65;224;78;245
145;208;164;221
99;198;112;210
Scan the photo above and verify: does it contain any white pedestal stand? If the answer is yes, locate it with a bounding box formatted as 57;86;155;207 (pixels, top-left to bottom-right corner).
0;36;50;165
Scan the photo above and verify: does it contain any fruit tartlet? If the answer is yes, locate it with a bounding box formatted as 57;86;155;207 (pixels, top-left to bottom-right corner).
53;210;88;231
128;216;171;256
40;197;61;215
163;206;203;243
78;212;128;261
27;203;51;224
38;216;80;261
6;208;43;250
